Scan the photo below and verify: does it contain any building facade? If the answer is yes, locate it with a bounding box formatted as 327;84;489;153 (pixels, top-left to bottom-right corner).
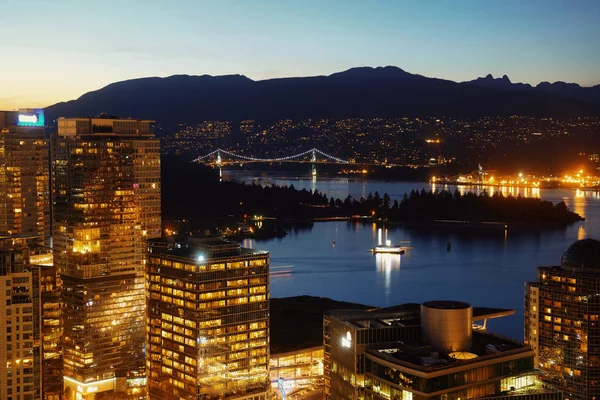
53;116;161;399
0;237;42;400
0;109;51;400
0;109;50;246
525;238;600;400
30;252;63;400
146;237;270;400
270;346;324;399
326;301;560;400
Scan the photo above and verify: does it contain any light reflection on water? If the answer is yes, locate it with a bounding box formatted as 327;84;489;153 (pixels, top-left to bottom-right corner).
454;185;540;198
225;171;600;341
375;253;402;301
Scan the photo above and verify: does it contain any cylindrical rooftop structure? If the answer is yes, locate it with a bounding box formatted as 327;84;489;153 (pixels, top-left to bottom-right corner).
421;300;472;352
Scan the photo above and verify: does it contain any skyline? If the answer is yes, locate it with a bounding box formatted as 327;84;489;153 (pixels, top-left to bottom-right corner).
2;0;600;109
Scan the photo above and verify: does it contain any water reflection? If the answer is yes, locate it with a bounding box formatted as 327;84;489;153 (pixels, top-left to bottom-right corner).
456;185;540;198
362;179;368;201
569;191;586;220
225;171;600;341
376;253;402;301
578;225;587;240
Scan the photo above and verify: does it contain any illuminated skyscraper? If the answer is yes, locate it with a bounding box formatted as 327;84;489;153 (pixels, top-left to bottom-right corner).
146;237;270;400
525;238;600;400
0;109;50;245
30;252;63;400
0;236;42;400
0;109;52;400
53;116;161;399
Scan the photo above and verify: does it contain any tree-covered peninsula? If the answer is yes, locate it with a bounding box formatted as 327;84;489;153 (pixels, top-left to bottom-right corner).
162;157;583;232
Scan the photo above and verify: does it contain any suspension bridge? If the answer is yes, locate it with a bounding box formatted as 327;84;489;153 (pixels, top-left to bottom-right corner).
193;148;352;170
193;148;354;177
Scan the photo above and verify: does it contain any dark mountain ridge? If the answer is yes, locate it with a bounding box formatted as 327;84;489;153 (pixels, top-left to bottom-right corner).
465;73;600;104
46;66;599;127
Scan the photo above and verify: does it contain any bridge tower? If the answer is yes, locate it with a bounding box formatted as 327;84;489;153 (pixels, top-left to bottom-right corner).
216;150;223;180
311;149;317;177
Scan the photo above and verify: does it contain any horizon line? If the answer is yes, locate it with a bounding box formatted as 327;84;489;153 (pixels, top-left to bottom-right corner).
6;65;599;110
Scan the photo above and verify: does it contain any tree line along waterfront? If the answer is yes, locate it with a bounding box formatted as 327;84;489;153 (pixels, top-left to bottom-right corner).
162;157;582;236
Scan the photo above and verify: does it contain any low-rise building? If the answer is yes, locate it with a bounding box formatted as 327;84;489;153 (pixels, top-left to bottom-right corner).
325;301;560;400
270;346;324;399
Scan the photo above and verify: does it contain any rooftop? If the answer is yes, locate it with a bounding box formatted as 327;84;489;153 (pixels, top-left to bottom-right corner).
368;330;528;372
561;238;600;272
270;296;372;354
327;304;515;329
147;236;267;262
270;297;515;355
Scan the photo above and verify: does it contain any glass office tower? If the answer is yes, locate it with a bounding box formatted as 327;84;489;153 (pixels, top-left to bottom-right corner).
0;109;50;400
146;237;270;400
0;109;49;245
53;116;161;399
30;252;62;400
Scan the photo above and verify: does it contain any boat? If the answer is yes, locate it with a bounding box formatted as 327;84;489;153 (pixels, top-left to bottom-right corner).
369;240;407;254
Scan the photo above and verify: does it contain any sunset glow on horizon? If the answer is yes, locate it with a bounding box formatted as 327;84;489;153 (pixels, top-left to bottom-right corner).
1;0;599;109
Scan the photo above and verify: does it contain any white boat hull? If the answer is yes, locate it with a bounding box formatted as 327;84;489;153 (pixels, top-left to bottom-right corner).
370;246;405;254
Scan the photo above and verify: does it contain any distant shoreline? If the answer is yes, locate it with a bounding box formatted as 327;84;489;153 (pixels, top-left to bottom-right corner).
226;216;582;243
300;216;583;228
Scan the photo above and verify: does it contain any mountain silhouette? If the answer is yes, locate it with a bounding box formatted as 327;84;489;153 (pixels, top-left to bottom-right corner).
46;66;599;127
536;81;600;105
466;74;600;104
464;74;533;91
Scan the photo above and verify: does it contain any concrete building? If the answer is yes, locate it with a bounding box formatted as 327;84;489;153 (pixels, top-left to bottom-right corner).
53;116;161;399
325;301;560;400
146;237;270;400
0;109;50;246
525;238;600;400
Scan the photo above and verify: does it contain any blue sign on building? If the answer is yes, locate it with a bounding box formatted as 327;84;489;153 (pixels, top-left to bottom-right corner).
17;109;45;127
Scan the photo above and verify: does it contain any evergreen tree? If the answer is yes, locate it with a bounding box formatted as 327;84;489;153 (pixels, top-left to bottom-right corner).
383;193;391;209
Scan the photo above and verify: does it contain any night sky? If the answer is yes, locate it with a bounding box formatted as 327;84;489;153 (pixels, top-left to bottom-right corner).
2;0;599;109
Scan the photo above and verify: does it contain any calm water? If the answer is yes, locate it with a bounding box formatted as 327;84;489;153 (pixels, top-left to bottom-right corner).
223;170;600;341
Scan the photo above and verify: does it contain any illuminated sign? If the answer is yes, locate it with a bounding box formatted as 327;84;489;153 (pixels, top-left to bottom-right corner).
19;114;38;124
342;331;352;348
17;109;45;127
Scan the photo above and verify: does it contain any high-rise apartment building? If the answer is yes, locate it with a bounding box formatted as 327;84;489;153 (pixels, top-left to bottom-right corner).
0;236;42;400
0;109;50;246
53;116;161;399
30;252;63;400
146;237;270;400
0;109;51;400
525;238;600;400
325;301;560;400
